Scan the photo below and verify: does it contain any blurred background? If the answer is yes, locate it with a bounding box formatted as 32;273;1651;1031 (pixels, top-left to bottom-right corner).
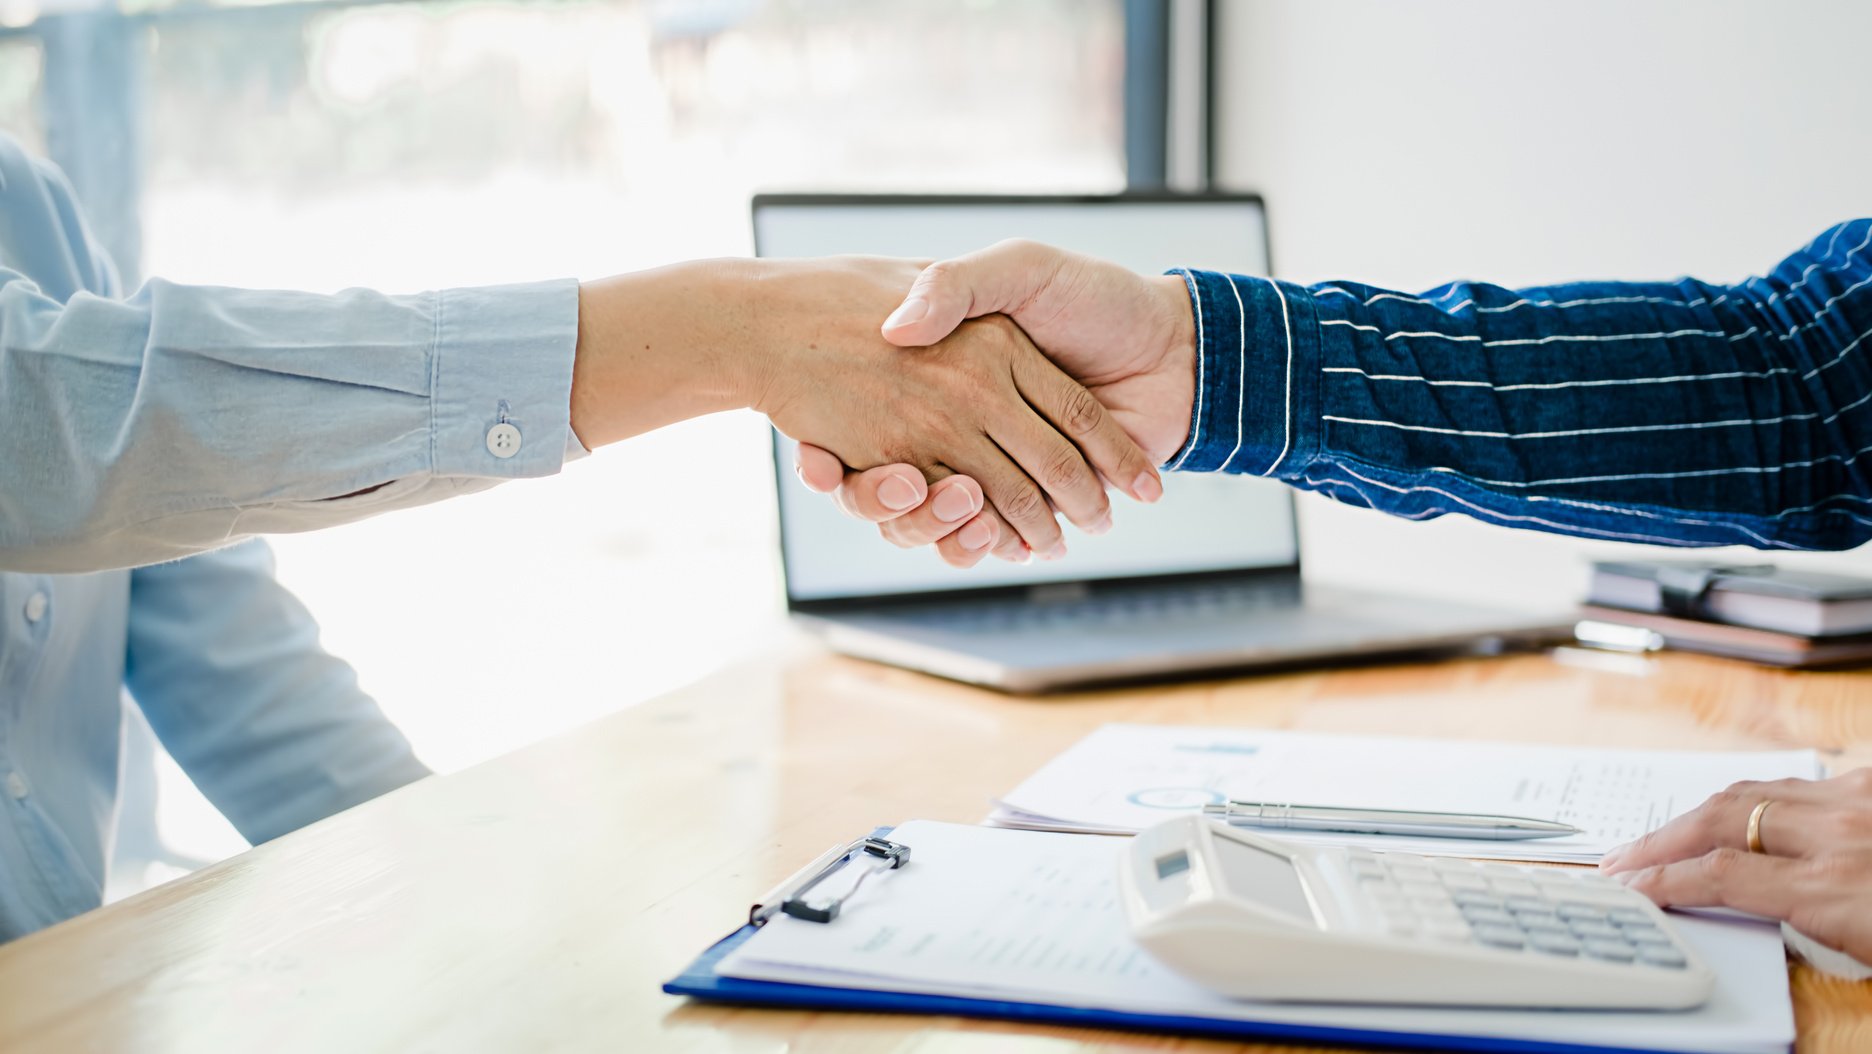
2;0;1868;895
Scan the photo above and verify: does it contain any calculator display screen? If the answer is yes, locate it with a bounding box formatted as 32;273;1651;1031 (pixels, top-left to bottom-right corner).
1212;837;1316;925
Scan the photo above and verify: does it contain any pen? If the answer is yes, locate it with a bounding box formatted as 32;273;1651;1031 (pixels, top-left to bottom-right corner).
1201;801;1581;841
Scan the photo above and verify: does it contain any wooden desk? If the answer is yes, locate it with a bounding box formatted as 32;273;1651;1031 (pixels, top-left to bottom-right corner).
1;647;1867;1052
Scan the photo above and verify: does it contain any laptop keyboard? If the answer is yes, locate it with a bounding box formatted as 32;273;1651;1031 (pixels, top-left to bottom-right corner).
906;582;1298;633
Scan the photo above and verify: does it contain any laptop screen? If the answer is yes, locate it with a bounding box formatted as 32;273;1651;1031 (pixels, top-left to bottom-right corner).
753;195;1298;604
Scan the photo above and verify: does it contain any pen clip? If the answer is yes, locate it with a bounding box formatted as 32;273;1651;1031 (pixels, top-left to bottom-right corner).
750;835;911;926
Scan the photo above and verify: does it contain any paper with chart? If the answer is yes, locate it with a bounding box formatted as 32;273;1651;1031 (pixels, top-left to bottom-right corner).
986;725;1825;862
719;821;1794;1054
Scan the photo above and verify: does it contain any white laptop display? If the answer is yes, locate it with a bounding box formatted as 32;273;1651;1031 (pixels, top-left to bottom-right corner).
753;194;1556;691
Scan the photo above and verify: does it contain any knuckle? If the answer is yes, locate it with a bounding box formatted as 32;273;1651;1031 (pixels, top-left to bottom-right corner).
1040;446;1087;493
971;313;1023;345
919;259;956;289
1058;385;1105;438
1845;768;1872;791
1811;852;1858;885
998;484;1050;525
1700;847;1746;886
995;237;1040;259
1837;808;1872;841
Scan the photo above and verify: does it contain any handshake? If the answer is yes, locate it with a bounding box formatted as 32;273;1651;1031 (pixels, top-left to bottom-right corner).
572;240;1202;567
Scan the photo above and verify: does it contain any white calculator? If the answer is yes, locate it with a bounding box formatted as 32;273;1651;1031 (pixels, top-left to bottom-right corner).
1119;816;1714;1009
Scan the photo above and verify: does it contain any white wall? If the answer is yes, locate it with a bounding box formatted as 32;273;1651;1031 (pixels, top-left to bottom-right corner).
1213;0;1872;612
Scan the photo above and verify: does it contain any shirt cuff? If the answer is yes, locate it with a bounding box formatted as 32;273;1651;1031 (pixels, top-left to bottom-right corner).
1162;268;1324;478
429;278;581;479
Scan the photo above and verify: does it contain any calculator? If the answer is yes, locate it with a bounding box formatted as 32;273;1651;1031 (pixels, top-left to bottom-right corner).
1119;816;1715;1009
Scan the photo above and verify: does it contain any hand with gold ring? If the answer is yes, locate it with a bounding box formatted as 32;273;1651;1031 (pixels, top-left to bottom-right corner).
1598;770;1872;970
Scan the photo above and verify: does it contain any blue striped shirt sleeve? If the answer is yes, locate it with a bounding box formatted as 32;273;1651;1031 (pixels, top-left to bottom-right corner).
1166;219;1872;550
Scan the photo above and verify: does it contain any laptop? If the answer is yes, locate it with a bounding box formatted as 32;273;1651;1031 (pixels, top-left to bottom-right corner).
752;193;1563;692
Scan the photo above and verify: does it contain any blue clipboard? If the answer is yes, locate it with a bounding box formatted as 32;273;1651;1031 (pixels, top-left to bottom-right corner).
661;828;1694;1054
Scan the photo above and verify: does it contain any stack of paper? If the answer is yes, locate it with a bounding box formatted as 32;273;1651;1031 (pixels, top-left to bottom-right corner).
720;821;1796;1054
985;725;1825;863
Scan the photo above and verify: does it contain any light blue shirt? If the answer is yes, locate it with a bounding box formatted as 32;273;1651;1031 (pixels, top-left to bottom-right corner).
0;134;581;941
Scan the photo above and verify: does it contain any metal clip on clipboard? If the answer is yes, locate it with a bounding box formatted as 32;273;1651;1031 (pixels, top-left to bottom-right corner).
749;835;912;925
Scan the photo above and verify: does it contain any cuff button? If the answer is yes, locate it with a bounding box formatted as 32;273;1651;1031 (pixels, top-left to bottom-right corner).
486;422;523;459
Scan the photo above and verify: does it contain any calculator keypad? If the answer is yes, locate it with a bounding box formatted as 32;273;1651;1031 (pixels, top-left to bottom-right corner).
1344;852;1689;969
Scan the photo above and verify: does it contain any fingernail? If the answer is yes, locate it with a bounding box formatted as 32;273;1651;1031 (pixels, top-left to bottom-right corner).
932;485;978;523
1599;850;1624;872
958;519;994;551
1041;541;1068;561
1086;512;1113;536
1132;472;1163;503
1612;869;1640;886
883;297;929;331
878;474;920;511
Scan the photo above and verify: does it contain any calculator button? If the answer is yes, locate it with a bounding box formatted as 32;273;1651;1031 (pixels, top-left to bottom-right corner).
1583;939;1637;963
1390;865;1438;884
1353;866;1391;882
1400;881;1447;901
1638;947;1689;969
1489;878;1542;898
1571;920;1625;940
1440;873;1489;892
1556;904;1609;922
1514;911;1562;932
1473;924;1526;950
1623;927;1674;947
1451;891;1503;910
1529;932;1582;957
1503;895;1550;913
1461;906;1518;928
1608;908;1653;926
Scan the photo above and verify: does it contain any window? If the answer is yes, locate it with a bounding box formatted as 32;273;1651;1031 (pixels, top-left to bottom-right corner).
3;0;1131;888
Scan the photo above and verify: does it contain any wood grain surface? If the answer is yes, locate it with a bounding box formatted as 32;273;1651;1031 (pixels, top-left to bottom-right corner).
0;645;1865;1052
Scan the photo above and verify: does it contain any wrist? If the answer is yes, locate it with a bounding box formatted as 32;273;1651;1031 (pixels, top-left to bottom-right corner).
570;260;767;448
1152;274;1198;456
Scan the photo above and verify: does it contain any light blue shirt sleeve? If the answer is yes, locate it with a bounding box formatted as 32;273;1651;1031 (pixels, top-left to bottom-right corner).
124;539;430;844
0;138;582;573
0;132;533;940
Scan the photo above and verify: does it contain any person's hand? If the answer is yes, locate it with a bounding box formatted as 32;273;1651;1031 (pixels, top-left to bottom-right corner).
796;240;1198;566
746;256;1160;561
1599;770;1872;966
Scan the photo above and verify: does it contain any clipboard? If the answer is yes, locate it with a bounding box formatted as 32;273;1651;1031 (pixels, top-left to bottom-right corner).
663;826;1752;1054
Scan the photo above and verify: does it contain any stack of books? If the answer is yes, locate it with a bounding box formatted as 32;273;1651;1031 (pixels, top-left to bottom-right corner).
1578;560;1872;667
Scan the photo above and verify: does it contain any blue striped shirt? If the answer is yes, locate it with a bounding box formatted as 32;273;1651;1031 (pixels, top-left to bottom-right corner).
1169;219;1872;550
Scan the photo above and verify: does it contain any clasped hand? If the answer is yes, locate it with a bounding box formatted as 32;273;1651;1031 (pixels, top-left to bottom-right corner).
746;255;1177;561
791;242;1198;565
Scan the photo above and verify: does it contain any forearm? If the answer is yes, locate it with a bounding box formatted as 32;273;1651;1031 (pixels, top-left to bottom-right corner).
126;541;430;844
1168;220;1872;550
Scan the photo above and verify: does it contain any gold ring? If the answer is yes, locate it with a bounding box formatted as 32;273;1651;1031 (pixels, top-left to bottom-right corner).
1747;800;1773;854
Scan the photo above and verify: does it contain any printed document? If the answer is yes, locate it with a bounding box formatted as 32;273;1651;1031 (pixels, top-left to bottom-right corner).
721;821;1793;1054
986;725;1825;862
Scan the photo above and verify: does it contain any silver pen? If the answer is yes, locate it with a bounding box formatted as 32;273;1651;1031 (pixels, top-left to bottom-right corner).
1201;801;1581;841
